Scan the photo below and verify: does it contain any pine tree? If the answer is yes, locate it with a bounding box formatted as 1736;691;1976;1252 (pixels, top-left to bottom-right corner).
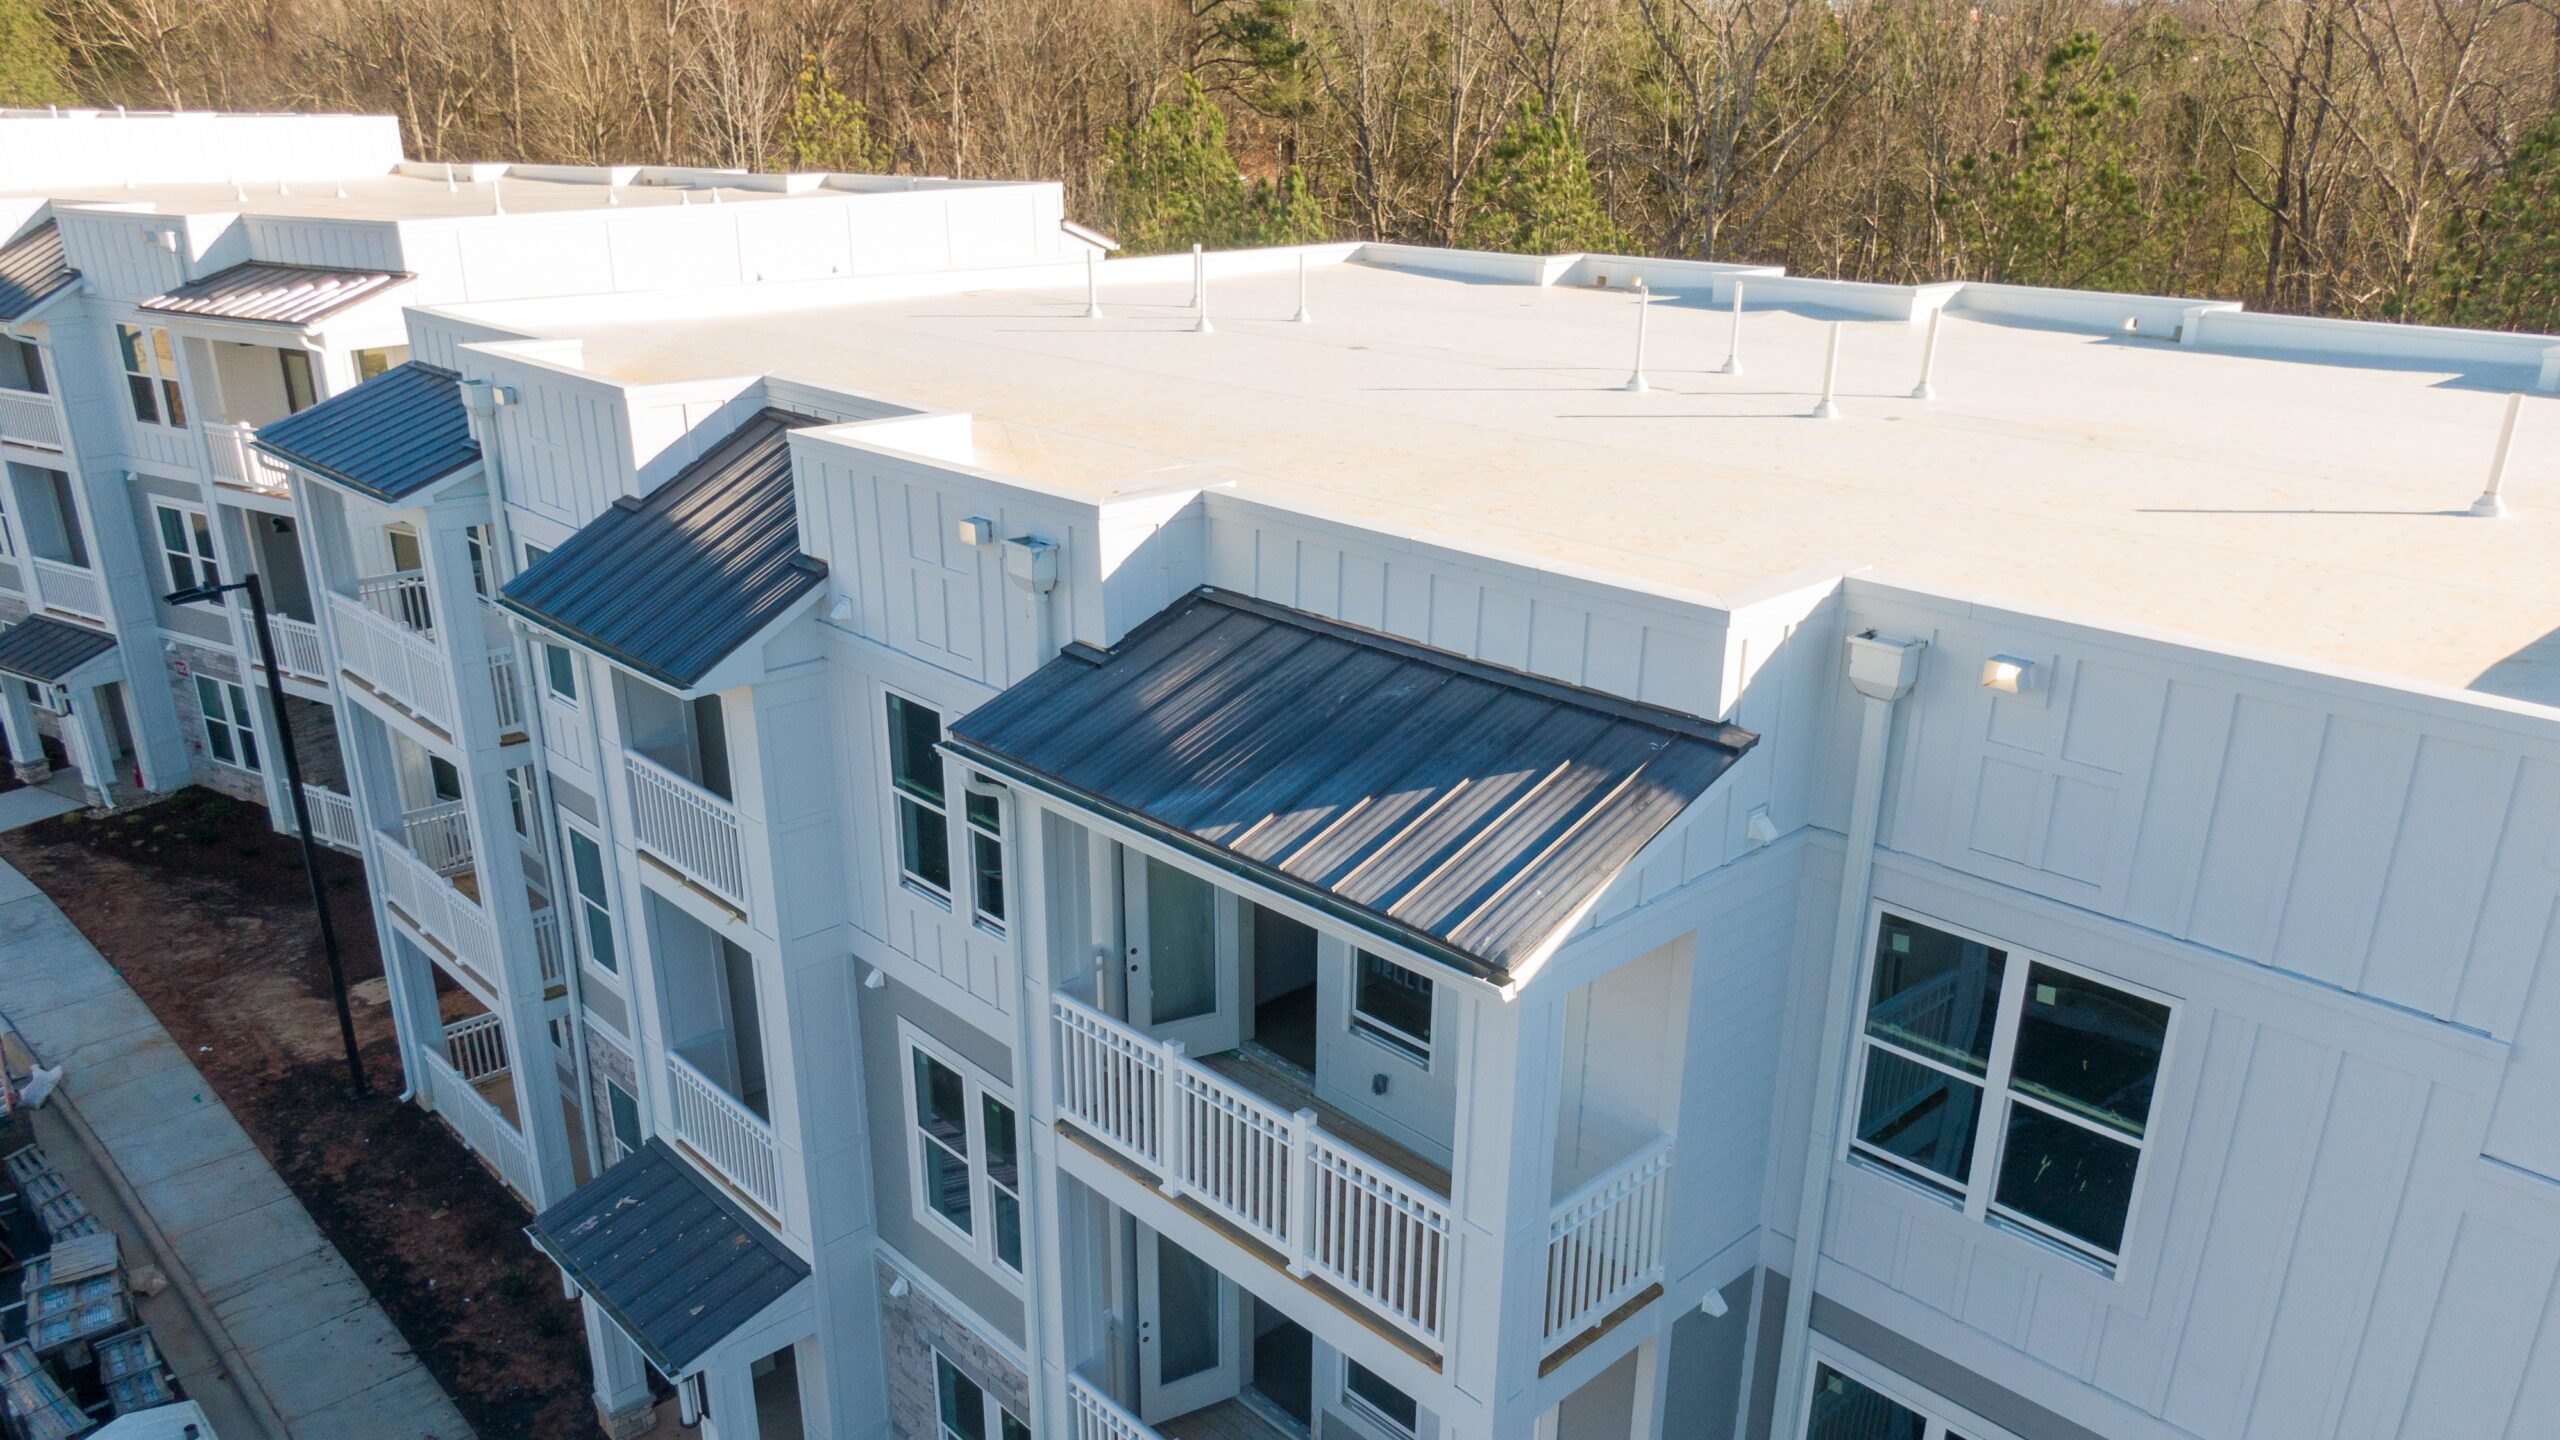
774;56;885;175
0;0;72;108
1946;31;2199;292
1457;102;1624;255
2435;114;2560;331
1098;76;1323;253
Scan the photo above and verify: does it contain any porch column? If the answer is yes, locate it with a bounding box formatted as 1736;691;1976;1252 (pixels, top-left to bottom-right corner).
66;680;117;807
699;1357;762;1440
385;929;444;1103
1446;992;1567;1437
0;683;47;781
582;1298;656;1440
1629;1332;1671;1440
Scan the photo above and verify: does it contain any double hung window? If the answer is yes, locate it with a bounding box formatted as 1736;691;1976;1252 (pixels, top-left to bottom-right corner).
153;502;216;598
904;1027;1022;1280
195;677;258;771
564;824;618;974
116;324;184;427
887;694;950;894
934;1353;1028;1440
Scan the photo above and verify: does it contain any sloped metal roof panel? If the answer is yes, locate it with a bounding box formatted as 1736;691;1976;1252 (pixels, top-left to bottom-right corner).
139;260;406;326
0;223;74;322
947;589;1754;980
525;1139;807;1378
0;617;116;684
499;409;827;690
250;361;477;503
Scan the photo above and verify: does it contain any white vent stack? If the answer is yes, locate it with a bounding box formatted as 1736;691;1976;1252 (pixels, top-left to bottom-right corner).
1720;282;1745;376
1813;322;1843;420
491;179;505;215
1621;279;1652;393
445;163;458;194
1292;252;1313;325
1192;247;1213;334
1911;308;1942;401
2474;392;2523;517
1085;247;1103;319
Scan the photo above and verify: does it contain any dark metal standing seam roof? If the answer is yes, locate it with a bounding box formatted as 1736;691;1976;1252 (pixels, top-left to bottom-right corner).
525;1139;809;1377
249;362;478;503
947;589;1756;982
0;618;116;684
0;223;75;322
138;261;409;326
499;409;828;691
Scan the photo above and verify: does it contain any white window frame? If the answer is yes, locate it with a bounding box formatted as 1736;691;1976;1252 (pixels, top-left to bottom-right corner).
603;1078;643;1168
1800;1339;2024;1440
1340;1355;1423;1439
1349;948;1435;1069
560;813;622;979
115;323;184;428
898;1020;1023;1288
962;776;1007;936
884;688;953;903
152;500;217;601
932;1349;1028;1440
1843;905;2177;1276
194;676;259;772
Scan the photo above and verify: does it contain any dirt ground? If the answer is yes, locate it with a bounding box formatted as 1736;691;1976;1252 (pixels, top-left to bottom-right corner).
0;787;603;1438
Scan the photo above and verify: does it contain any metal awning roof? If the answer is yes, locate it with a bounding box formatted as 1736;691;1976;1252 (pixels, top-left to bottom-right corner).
251;361;477;504
500;409;826;691
0;223;75;322
947;589;1755;981
0;618;116;685
525;1139;808;1378
139;260;407;326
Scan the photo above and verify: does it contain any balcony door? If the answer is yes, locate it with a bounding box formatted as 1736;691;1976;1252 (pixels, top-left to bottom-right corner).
1124;855;1240;1056
1137;1229;1243;1424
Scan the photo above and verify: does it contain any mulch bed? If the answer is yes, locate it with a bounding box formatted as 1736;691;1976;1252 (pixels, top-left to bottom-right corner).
0;787;602;1438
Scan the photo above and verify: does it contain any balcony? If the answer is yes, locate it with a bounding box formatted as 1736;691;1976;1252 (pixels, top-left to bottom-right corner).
28;557;104;622
664;1049;781;1215
329;586;454;732
299;783;360;852
373;831;499;992
1053;995;1454;1350
1540;1137;1671;1356
625;751;747;910
423;1011;535;1202
0;388;60;451
400;799;474;875
256;613;329;685
202;419;292;495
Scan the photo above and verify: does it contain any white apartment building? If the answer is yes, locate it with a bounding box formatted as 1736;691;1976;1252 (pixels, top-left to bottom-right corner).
7;110;2560;1440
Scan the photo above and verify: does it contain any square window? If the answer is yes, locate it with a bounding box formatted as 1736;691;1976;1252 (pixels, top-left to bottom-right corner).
1345;1360;1418;1436
1352;951;1433;1064
935;1355;988;1440
1848;913;2171;1272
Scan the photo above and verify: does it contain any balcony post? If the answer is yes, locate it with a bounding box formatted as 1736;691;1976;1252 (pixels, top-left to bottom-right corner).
1156;1038;1188;1199
1445;993;1567;1434
581;1299;657;1440
0;682;47;782
1285;1107;1321;1278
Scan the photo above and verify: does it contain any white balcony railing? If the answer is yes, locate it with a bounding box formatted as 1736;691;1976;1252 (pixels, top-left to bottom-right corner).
202;419;292;493
1053;994;1453;1348
373;835;497;991
329;591;455;732
0;388;61;450
421;1044;534;1202
666;1050;781;1214
1542;1136;1672;1352
442;1012;509;1083
299;783;360;852
357;570;432;633
625;752;747;909
401;800;474;875
1067;1375;1158;1440
29;557;104;622
262;614;328;683
531;908;565;991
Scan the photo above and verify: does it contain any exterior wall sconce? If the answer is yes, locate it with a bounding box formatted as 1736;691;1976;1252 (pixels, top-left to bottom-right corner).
1981;654;2040;696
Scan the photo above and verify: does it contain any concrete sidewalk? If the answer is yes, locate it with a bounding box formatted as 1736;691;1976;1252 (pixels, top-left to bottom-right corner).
0;856;473;1439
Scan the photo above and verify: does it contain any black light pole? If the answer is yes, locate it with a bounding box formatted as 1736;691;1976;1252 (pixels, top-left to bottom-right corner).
168;572;367;1097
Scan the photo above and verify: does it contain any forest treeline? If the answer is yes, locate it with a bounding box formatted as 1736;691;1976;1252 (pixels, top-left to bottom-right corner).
10;0;2560;328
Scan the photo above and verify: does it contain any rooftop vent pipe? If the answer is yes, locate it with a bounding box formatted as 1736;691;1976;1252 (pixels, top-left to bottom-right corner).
2475;392;2522;517
1720;282;1745;376
1812;322;1843;420
1292;252;1313;325
1192;246;1213;334
1621;279;1653;393
1911;309;1942;401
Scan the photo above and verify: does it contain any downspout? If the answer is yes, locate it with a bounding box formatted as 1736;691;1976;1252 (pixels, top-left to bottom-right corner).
462;377;609;1180
1769;629;1924;1438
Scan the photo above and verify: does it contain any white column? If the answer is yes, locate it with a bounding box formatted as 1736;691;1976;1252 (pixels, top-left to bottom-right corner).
1629;1331;1671;1440
699;1357;762;1440
68;680;117;807
582;1299;657;1440
1;684;48;779
1446;992;1567;1436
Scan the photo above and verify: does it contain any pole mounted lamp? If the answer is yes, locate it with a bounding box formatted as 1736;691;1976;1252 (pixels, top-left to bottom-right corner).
166;572;367;1097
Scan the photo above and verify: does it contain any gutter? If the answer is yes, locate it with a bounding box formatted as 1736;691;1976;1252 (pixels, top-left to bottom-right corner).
1768;629;1924;1438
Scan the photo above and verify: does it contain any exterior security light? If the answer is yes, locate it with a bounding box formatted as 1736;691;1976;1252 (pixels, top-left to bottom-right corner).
1982;654;2039;695
956;516;998;548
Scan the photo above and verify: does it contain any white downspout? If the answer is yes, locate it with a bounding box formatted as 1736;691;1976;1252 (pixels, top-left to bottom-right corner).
1769;629;1925;1437
462;377;610;1180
